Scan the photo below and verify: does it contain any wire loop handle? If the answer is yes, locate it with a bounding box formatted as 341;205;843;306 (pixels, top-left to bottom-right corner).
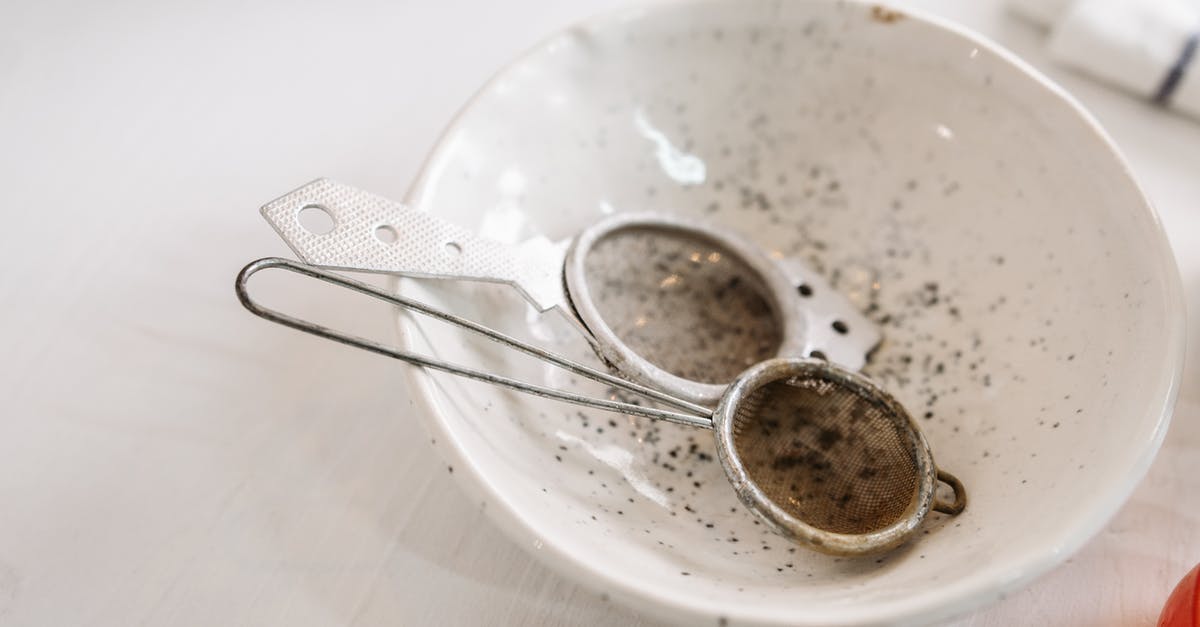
235;258;713;428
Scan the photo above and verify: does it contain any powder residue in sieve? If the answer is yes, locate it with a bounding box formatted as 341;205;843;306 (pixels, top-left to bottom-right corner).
732;376;920;535
582;226;782;384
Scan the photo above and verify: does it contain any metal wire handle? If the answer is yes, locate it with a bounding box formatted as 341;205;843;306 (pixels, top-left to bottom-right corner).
235;257;713;428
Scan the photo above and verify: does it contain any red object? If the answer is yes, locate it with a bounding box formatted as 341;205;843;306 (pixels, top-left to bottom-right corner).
1160;563;1200;627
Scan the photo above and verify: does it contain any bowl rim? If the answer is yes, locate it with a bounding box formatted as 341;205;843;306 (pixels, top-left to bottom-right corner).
393;0;1187;624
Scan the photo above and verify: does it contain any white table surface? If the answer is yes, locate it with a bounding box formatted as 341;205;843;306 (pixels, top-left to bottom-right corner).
1;0;1197;625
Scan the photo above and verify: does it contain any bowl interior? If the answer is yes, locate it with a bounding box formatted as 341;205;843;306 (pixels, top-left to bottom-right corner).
398;1;1181;624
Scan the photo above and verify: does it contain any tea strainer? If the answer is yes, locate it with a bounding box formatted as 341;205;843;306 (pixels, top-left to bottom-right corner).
259;179;881;405
236;257;965;556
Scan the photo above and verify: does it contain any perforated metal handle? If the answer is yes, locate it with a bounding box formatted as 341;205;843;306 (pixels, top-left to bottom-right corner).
260;179;569;311
774;257;881;371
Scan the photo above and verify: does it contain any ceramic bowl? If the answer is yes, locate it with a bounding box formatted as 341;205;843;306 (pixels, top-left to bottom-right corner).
393;1;1185;624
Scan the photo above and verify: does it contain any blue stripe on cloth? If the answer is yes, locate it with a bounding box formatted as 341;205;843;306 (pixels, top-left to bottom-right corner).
1154;31;1199;106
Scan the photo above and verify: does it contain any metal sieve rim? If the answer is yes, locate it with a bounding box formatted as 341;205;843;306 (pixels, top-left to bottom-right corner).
712;357;939;556
563;212;808;406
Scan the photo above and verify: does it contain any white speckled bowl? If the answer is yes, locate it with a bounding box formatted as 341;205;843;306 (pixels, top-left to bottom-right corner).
394;1;1185;625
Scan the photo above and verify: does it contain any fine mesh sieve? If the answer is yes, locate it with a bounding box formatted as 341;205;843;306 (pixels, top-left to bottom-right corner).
236;258;965;556
714;359;965;554
573;223;782;383
259;179;882;405
563;213;799;396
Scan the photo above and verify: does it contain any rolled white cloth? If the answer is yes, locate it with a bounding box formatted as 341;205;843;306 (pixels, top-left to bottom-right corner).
1008;0;1200;119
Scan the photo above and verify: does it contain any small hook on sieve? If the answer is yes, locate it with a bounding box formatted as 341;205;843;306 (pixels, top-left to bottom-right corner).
933;469;967;515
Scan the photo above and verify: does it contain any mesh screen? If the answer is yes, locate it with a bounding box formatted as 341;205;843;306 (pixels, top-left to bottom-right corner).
583;226;782;384
732;374;920;535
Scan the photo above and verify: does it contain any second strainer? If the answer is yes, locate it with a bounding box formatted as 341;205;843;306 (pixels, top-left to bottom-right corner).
715;358;965;554
237;258;965;556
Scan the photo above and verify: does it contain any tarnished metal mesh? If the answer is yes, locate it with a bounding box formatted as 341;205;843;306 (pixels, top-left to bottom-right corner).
583;226;783;384
732;372;920;535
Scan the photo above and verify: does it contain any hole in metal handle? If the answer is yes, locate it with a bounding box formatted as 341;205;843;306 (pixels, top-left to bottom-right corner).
374;224;398;244
298;204;335;235
933;469;966;515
